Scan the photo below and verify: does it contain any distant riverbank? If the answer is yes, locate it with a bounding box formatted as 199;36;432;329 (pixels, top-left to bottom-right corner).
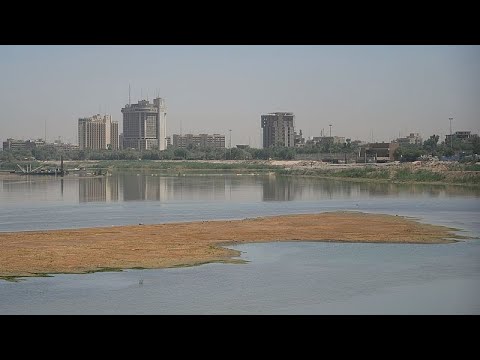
2;159;479;186
0;211;467;281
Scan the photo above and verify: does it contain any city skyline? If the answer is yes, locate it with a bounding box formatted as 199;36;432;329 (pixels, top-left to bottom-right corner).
0;45;479;147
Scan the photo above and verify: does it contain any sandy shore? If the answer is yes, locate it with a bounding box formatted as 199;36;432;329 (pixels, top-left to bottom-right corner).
0;211;465;279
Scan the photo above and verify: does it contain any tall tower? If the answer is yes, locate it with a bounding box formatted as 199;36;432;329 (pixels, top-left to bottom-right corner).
154;97;167;151
78;114;118;150
261;112;295;148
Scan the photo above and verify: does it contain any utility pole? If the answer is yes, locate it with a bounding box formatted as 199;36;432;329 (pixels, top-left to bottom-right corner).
229;129;232;159
449;117;453;149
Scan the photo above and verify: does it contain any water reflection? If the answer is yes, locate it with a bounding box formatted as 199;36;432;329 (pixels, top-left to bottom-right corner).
1;173;479;205
263;176;480;201
120;175;228;201
79;177;118;203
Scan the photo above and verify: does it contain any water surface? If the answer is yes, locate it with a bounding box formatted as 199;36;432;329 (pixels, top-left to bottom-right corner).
0;173;479;314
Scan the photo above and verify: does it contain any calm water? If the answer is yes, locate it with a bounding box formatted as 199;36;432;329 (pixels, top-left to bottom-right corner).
0;173;479;314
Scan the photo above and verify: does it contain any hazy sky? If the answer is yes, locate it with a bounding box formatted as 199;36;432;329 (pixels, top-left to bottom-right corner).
0;45;479;147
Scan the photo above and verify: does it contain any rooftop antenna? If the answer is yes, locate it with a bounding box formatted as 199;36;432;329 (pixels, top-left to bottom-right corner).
44;119;47;142
141;88;143;100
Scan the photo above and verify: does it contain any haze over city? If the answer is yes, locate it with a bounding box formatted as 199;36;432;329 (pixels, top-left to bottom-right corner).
0;45;479;147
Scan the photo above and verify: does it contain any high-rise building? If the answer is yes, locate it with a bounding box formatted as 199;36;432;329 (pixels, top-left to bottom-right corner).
261;112;295;148
78;114;119;150
121;97;167;151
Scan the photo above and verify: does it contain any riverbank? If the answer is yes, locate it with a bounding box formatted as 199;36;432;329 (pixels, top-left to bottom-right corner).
4;159;478;186
0;212;467;280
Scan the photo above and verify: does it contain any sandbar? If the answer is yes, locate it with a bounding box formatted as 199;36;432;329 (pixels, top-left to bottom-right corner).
0;211;465;279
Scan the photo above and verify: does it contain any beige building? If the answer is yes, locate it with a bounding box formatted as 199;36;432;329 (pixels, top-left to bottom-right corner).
78;114;119;150
170;133;225;149
396;133;423;146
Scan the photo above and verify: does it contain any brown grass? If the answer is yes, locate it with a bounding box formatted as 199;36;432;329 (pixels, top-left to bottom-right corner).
0;211;465;279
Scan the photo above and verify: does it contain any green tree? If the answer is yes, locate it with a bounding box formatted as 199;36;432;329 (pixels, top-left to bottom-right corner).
422;134;439;155
174;148;188;159
394;145;425;162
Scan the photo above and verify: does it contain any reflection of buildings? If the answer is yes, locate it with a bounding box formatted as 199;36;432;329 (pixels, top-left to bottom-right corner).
263;175;297;201
120;175;226;201
121;175;167;201
79;177;119;203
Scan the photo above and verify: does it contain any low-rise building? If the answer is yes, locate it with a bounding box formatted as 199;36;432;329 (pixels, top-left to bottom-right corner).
311;136;345;146
396;133;423;146
2;138;37;151
445;131;478;143
358;142;399;163
170;134;225;149
294;130;305;147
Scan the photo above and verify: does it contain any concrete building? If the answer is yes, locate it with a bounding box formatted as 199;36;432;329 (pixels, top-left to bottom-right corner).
78;114;118;150
2;138;38;151
119;134;124;150
358;142;399;163
170;134;225;149
445;131;478;143
311;136;345;146
3;138;45;150
261;112;295;148
294;130;305;147
396;133;423;146
121;98;167;151
3;138;78;151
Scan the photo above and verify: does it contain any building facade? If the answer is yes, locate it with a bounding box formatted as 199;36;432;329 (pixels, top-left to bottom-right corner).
170;134;225;149
294;130;305;147
121;98;167;151
261;112;295;148
445;131;478;144
78;114;118;150
396;133;423;146
2;138;38;151
311;136;346;146
358;142;399;162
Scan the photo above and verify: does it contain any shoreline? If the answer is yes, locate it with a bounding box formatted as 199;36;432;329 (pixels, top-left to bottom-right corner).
0;211;467;281
2;160;479;187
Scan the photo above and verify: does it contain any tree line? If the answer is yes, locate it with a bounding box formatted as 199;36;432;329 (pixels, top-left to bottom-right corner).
1;135;478;163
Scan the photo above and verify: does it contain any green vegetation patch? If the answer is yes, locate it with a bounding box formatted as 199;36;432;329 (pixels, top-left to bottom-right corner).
393;168;446;182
